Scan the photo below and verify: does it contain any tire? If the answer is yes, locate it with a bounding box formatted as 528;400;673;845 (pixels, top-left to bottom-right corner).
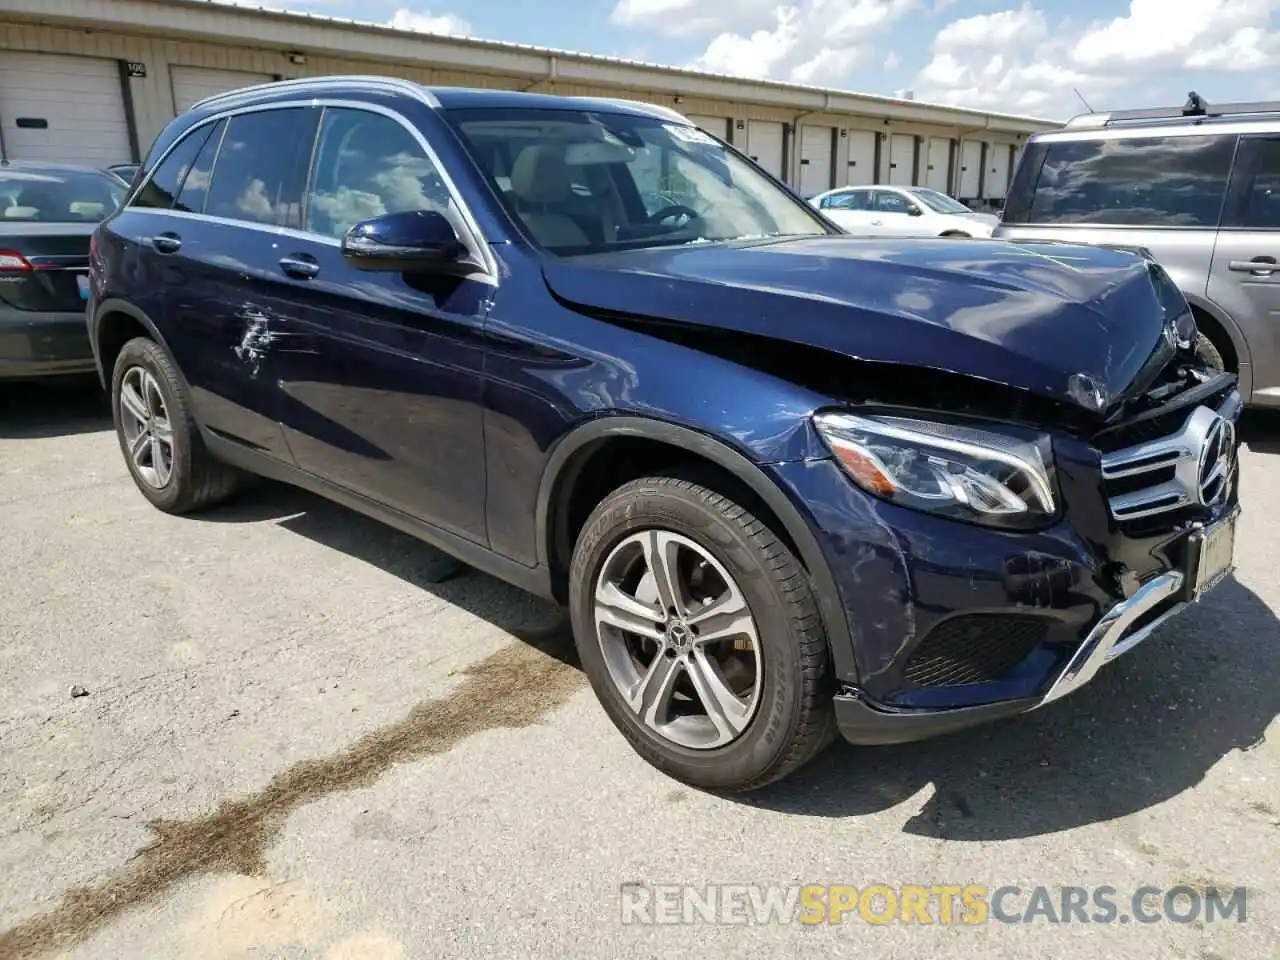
940;231;971;238
110;336;241;514
1193;330;1226;374
568;475;837;792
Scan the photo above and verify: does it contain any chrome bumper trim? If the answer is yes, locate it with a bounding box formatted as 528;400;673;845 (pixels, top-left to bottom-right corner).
1038;570;1187;706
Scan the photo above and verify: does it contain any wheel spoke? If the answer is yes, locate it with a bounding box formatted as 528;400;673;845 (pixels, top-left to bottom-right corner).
595;581;663;640
625;652;680;727
685;649;752;743
641;530;684;616
687;588;754;647
150;415;173;444
127;427;150;467
150;436;171;486
120;379;149;425
142;372;161;419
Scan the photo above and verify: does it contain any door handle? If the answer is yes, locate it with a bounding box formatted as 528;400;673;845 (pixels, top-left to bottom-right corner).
1228;256;1278;275
150;232;181;254
870;219;883;225
279;253;319;280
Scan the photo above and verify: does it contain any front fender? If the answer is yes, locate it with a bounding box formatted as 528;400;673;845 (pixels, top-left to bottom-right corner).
534;415;859;683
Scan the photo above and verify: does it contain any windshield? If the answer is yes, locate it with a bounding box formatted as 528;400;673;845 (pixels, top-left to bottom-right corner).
443;107;834;254
0;169;126;223
907;187;971;215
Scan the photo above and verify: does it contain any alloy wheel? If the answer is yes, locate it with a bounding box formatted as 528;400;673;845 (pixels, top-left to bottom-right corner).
118;366;175;489
593;529;762;750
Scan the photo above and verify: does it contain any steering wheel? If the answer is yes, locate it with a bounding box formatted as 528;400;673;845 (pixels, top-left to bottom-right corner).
646;204;701;229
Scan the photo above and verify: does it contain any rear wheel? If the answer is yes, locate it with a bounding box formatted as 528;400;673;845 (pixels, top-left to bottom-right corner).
568;475;836;792
111;337;241;513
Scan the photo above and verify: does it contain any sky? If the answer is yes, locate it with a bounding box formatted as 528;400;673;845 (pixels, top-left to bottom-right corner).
219;0;1280;120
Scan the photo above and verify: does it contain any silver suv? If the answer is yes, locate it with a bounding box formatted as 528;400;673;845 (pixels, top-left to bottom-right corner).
996;93;1280;407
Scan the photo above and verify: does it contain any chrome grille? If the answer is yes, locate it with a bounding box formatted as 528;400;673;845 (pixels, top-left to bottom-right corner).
1100;390;1241;522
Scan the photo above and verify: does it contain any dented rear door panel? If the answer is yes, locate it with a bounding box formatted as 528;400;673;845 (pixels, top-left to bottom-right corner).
120;209;292;458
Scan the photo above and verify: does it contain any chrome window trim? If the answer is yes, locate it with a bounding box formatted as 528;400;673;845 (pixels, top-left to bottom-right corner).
126;96;498;284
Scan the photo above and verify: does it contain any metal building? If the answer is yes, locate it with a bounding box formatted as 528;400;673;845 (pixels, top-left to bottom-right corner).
0;0;1057;204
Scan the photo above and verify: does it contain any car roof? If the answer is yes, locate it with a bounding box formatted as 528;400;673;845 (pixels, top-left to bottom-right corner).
185;74;689;124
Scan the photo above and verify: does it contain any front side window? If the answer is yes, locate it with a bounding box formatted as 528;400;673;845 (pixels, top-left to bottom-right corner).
0;168;126;222
874;190;913;214
205;107;319;228
443;107;832;254
130;124;215;211
1023;134;1236;227
1224;136;1280;230
304;107;461;239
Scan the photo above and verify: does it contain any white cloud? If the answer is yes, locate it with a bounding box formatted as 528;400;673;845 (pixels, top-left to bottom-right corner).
612;0;915;84
916;0;1280;118
389;7;472;36
884;51;900;70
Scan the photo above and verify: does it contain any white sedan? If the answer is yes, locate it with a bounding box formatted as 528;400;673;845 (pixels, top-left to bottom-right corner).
810;185;1000;238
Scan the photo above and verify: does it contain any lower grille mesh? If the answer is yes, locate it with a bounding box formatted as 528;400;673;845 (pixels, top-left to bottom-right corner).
903;615;1049;687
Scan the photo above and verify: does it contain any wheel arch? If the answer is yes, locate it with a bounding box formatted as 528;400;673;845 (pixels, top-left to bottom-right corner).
92;299;182;391
535;416;857;680
1185;294;1249;376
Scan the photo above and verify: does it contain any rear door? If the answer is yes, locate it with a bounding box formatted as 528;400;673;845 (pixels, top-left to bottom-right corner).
115;106;320;458
1208;134;1280;401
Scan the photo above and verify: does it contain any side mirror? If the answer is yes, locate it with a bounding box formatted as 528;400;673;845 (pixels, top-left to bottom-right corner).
341;209;472;274
907;205;924;217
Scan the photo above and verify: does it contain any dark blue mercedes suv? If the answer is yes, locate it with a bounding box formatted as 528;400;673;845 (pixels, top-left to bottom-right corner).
87;76;1242;791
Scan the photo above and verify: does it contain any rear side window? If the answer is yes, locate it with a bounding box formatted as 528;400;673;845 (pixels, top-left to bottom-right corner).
130;124;215;210
1014;134;1236;227
824;191;867;210
205;107;319;228
174;119;224;214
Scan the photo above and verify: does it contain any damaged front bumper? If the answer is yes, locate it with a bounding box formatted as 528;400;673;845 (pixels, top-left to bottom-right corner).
832;507;1239;746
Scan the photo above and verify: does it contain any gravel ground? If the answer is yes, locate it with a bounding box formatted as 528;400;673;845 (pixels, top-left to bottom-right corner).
0;379;1276;960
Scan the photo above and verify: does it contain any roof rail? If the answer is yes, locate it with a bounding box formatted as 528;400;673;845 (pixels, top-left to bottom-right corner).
1065;90;1280;129
188;74;437;112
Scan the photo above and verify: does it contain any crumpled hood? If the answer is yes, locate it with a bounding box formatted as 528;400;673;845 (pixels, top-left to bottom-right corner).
542;235;1178;415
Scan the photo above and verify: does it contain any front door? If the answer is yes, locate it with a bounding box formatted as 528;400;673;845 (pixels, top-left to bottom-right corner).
1208;134;1280;402
266;105;490;543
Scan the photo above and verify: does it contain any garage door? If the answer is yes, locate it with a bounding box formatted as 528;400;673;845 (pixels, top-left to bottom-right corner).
843;129;876;185
887;134;915;185
745;120;784;181
797;124;833;198
986;143;1011;199
0;52;132;164
925;137;951;192
958;140;983;198
685;114;729;140
170;67;274;114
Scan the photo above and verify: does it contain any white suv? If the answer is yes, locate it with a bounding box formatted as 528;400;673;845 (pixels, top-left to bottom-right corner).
811;185;1000;238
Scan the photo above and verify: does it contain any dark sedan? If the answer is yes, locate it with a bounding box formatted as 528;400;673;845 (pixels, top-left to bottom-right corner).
0;161;126;380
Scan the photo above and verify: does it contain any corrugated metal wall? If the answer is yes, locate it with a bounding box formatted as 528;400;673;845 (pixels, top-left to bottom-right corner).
0;20;1026;197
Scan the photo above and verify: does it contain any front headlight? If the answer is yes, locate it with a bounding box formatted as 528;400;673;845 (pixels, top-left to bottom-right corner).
813;411;1058;530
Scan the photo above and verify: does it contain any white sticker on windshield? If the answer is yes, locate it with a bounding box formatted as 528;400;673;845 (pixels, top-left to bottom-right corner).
665;123;719;146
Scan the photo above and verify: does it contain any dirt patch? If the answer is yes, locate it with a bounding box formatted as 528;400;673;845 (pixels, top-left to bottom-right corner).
0;630;583;960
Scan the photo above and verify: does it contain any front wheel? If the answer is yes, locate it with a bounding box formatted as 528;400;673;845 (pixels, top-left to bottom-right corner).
568;475;836;792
